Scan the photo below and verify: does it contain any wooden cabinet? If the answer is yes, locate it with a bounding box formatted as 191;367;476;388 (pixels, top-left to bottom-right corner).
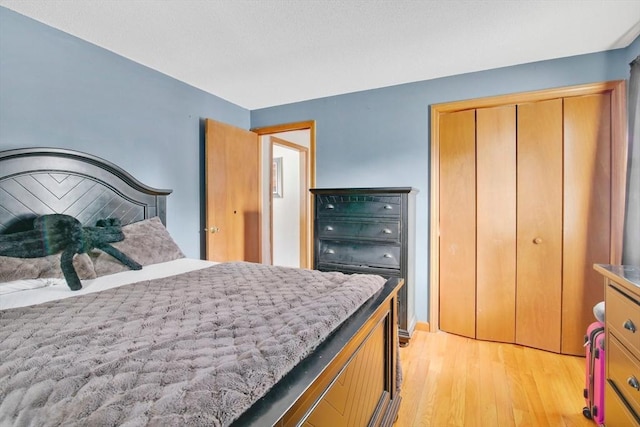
311;188;417;344
594;264;640;426
594;264;640;427
433;81;626;355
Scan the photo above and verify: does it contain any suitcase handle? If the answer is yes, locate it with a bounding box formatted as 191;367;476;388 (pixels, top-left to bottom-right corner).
628;376;640;391
624;319;637;333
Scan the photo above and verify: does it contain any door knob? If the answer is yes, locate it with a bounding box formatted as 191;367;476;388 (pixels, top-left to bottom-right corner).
533;237;543;244
204;226;220;234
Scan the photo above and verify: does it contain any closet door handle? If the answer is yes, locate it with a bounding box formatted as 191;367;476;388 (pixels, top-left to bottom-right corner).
624;319;637;333
628;376;640;391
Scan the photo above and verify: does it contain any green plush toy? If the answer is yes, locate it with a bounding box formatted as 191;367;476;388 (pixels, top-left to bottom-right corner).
0;214;141;290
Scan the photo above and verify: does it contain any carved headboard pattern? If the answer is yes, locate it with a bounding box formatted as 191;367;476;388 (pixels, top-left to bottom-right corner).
0;148;172;233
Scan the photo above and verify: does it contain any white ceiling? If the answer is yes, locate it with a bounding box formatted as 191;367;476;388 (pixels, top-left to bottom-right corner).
1;0;639;110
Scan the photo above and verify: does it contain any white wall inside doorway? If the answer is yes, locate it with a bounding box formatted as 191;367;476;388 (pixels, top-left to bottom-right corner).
259;129;310;266
272;144;301;267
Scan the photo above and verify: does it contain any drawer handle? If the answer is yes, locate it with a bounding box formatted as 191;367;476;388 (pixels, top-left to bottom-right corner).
384;205;393;210
325;249;335;254
382;228;392;234
326;204;335;210
383;253;393;258
628;376;640;391
624;319;637;333
325;226;334;231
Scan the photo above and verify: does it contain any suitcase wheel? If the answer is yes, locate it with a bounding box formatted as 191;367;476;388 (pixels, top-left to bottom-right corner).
582;406;592;419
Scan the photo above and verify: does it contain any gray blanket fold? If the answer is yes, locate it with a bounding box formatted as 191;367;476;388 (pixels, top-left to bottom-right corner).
0;262;385;427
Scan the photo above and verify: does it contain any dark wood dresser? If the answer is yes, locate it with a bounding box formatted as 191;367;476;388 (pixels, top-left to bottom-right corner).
311;187;418;345
594;264;640;426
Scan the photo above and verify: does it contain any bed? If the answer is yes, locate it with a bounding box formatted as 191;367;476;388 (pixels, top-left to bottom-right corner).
0;147;402;426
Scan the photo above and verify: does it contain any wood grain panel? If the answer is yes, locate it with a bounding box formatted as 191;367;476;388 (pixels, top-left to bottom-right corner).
439;109;476;338
303;323;385;426
516;99;563;353
476;105;517;343
205;119;260;262
562;93;611;355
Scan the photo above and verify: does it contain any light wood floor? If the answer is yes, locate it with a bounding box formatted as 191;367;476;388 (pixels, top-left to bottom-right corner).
395;331;593;427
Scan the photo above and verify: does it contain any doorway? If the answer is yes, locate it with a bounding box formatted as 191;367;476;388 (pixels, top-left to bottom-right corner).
270;137;308;268
253;121;316;268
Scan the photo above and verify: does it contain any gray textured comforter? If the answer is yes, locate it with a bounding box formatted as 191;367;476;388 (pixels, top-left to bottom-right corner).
0;262;385;426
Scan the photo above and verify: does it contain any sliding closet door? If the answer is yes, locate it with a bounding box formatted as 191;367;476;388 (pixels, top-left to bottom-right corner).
476;106;517;342
562;94;611;355
515;99;563;353
433;81;625;355
439;109;476;338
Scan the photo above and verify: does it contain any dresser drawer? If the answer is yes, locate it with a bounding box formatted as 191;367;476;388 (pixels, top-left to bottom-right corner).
317;263;401;278
606;381;640;426
607;284;640;355
317;219;400;242
317;241;401;269
316;195;401;218
609;335;640;417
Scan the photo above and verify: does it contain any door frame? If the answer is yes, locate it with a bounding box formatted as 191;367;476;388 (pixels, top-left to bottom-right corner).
252;121;316;268
269;136;309;268
429;80;627;331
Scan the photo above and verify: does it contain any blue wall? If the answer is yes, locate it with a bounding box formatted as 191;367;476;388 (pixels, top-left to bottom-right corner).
251;37;640;323
0;7;250;258
1;5;638;322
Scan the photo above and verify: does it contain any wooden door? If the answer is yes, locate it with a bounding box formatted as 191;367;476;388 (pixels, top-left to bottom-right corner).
432;81;625;355
562;93;611;355
438;109;476;338
476;105;517;342
205;119;260;262
515;99;564;353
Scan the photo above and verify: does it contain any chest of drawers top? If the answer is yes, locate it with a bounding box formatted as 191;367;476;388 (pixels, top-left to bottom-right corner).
595;264;640;296
313;188;417;216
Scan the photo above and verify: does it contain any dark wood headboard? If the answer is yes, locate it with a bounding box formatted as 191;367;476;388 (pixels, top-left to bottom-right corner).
0;148;172;233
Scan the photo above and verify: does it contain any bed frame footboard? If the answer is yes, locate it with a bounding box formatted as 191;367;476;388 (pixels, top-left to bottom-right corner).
233;277;403;427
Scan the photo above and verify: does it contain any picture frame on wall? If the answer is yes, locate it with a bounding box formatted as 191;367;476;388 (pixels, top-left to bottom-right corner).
273;157;283;198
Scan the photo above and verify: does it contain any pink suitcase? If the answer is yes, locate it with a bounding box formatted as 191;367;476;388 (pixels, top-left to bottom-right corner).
583;321;605;424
